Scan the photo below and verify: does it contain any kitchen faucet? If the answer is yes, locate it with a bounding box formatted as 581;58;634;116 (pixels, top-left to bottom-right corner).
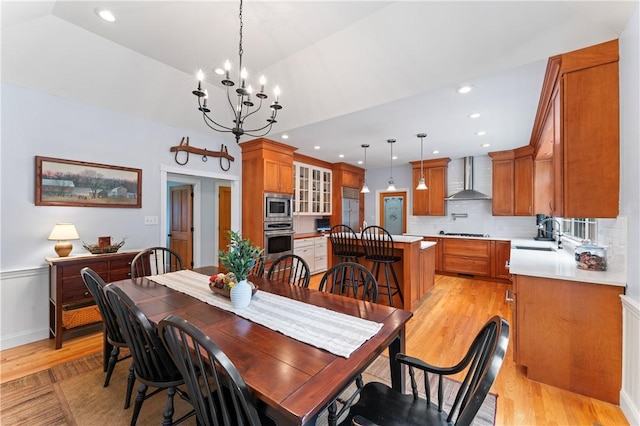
538;217;563;249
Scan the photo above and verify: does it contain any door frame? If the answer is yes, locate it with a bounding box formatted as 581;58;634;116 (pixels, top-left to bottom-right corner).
160;165;240;268
374;187;408;234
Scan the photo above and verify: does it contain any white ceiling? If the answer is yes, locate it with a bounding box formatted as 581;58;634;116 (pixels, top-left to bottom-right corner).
2;1;637;168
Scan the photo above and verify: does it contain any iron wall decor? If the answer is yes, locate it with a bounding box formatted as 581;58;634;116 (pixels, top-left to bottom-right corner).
35;156;142;208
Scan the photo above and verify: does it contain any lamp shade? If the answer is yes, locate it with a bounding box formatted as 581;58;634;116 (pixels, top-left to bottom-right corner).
48;223;80;241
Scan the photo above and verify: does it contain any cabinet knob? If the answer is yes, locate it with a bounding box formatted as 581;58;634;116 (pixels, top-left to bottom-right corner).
84;291;90;297
505;289;514;302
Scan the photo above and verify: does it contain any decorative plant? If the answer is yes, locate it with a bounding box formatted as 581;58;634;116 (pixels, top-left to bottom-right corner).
218;230;262;282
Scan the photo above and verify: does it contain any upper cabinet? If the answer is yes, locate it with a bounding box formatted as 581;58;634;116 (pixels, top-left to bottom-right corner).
409;158;450;216
489;147;533;216
294;161;332;215
530;40;620;218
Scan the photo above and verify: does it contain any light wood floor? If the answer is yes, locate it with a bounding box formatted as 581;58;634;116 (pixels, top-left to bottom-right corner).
0;274;629;425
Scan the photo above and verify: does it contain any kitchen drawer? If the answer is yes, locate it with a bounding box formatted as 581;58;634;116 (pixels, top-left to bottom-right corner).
109;257;134;271
294;238;314;249
442;239;490;257
61;260;108;277
442;255;490;276
61;277;92;304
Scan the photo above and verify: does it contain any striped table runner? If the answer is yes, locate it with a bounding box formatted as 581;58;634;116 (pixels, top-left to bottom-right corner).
147;269;383;358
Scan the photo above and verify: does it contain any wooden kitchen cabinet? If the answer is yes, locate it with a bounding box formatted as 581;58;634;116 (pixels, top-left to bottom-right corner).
512;274;623;404
241;138;297;248
491;240;511;280
441;238;491;277
531;40;619;218
412;244;435;308
46;251;137;349
294;161;332;215
409;158;450;216
422;237;441;272
489;147;533;216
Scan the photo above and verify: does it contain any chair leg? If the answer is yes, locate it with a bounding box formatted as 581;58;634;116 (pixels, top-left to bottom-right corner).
161;386;176;426
383;264;394;307
124;362;135;409
389;263;403;303
104;346;120;387
327;401;338;426
131;383;148;426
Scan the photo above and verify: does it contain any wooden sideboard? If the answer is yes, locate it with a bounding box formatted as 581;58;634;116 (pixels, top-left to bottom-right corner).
46;251;137;349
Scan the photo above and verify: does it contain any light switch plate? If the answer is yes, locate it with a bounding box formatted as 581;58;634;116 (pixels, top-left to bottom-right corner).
144;216;159;225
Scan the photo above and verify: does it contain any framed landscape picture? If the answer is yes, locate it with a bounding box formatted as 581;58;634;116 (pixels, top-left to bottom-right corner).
35;156;142;208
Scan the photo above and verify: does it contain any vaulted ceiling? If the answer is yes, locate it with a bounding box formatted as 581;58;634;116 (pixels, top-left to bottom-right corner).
2;1;637;167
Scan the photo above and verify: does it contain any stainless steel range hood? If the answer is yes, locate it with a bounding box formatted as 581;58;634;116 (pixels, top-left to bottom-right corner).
446;157;491;201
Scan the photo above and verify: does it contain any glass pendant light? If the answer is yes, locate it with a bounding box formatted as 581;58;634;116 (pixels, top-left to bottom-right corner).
416;133;428;190
386;139;397;191
360;144;370;193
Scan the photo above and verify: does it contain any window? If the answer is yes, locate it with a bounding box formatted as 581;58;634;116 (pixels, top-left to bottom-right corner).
561;217;597;243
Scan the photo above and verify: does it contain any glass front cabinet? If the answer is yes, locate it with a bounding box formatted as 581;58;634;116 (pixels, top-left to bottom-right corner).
294;162;332;215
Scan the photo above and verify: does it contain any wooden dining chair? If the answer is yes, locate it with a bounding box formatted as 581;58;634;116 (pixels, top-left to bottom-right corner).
80;267;135;409
338;316;510;426
319;262;379;426
250;255;266;279
158;315;263;426
130;247;184;278
104;285;194;426
267;254;311;287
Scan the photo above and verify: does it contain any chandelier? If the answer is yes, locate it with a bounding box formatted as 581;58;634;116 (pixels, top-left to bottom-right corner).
191;0;282;144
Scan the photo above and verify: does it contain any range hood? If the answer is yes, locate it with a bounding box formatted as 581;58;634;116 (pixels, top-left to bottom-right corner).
446;156;491;201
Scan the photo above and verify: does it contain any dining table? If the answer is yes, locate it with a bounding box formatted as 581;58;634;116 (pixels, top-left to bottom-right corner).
108;266;413;425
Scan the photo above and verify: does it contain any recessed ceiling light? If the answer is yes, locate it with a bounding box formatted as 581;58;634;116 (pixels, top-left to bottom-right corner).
475;131;486;136
214;68;224;75
469;113;481;119
457;85;473;94
314;146;320;150
432;150;439;154
357;160;363;165
281;134;289;139
95;9;116;22
481;143;490;147
339;154;344;158
392;156;398;160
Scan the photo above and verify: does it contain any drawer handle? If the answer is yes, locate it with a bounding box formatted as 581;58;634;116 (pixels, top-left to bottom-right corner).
84;291;90;297
505;260;510;268
505;289;513;302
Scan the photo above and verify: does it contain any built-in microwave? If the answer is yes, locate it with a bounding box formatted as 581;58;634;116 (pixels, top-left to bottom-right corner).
265;193;292;221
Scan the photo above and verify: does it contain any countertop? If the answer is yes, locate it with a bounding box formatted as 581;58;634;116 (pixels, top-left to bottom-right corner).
508;238;626;287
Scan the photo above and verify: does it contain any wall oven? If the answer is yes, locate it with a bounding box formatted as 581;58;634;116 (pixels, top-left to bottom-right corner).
264;223;294;262
265;193;292;221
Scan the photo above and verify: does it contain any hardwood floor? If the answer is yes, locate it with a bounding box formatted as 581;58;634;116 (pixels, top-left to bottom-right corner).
0;274;629;425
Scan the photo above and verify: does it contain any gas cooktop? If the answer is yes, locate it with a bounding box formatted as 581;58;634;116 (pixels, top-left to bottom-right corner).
439;231;490;238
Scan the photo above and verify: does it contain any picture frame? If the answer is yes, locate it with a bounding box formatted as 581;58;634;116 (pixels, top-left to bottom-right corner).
35;156;142;208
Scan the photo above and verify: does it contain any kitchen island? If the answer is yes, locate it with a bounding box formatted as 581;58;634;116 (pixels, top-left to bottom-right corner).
509;239;626;404
327;234;436;311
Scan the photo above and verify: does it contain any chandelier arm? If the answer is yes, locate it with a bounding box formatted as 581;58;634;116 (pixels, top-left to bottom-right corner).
243;124;276;138
242;99;264;121
243;109;279;133
197;97;235;131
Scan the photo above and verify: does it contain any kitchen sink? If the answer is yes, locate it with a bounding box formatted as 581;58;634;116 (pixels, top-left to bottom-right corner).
513;245;556;252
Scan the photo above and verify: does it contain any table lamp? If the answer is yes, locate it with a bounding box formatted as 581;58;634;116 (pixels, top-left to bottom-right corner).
48;223;80;257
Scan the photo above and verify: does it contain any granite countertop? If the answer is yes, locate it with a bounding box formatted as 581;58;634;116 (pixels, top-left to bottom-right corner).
508;238;626;287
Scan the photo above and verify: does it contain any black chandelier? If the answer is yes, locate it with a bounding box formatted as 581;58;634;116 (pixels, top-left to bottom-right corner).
191;0;282;144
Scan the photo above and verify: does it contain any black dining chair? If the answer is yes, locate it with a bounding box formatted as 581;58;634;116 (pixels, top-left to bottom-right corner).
130;247;184;278
339;316;510;426
158;315;262;426
80;267;135;409
267;254;311;287
360;225;403;307
104;285;193;426
329;224;365;263
319;262;379;426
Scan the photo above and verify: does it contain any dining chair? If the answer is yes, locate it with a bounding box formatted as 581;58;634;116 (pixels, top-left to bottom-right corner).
360;225;403;307
158;315;262;426
267;254;311;287
338;316;510;426
318;262;379;426
104;285;194;426
329;224;365;263
250;255;266;279
130;247;184;278
80;267;135;409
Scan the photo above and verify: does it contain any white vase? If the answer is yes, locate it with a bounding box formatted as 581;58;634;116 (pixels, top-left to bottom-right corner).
230;279;252;309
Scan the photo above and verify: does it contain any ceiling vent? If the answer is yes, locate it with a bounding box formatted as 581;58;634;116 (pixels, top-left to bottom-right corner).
446;157;491;201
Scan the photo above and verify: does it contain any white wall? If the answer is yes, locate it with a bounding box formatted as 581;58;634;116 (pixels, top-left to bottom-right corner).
0;84;242;348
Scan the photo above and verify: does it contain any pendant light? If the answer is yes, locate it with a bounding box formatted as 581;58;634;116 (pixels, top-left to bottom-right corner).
416;133;428;190
360;144;370;193
386;139;397;191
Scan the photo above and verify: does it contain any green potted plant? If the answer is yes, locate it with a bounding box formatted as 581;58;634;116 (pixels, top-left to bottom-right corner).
217;230;262;308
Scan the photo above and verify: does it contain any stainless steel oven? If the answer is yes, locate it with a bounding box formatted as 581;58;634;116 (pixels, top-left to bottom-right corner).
264;221;294;262
265;193;292;222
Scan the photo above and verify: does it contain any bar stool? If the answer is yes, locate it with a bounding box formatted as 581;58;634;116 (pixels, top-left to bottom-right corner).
329;224;365;263
360;225;403;307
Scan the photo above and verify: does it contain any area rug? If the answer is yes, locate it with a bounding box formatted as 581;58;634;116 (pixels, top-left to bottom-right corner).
1;353;496;425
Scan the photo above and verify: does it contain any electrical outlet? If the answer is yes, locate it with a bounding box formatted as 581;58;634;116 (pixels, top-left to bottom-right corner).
144;216;159;225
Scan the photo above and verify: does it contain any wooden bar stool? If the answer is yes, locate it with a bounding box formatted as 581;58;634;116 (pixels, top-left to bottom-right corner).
360;225;403;307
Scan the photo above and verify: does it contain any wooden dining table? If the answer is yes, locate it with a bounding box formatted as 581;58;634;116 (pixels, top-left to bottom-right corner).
109;266;413;425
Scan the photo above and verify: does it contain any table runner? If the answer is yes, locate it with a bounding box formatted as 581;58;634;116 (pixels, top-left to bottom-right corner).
147;270;383;358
